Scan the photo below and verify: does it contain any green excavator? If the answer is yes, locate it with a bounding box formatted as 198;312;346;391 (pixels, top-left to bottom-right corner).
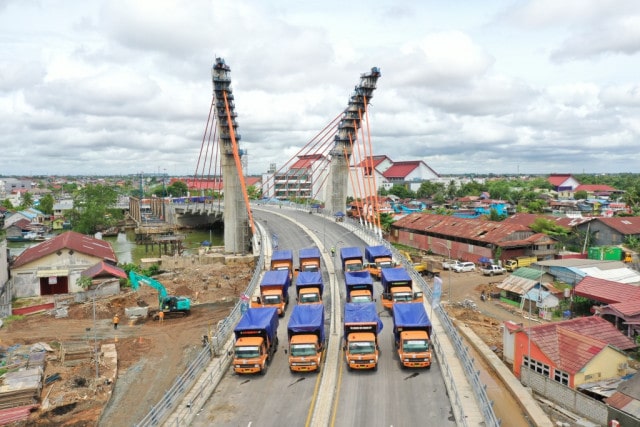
129;271;191;320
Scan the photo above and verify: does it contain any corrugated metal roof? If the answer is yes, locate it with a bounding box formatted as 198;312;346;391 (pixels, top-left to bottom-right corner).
392;213;538;247
579;267;640;284
574;276;640;304
290;154;324;169
12;231;117;268
596;217;640;235
512;267;544;280
496;276;537;295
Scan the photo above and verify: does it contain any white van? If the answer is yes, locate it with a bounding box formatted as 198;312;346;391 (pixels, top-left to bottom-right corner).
453;262;476;273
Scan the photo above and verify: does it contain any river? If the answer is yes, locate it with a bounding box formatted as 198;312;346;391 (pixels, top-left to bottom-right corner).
7;228;224;265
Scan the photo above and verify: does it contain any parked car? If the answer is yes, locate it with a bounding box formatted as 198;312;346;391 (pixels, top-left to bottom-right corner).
453;262;476;273
442;259;461;270
480;264;506;276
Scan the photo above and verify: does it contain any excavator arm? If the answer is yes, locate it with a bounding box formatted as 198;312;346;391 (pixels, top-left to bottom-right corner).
129;271;169;306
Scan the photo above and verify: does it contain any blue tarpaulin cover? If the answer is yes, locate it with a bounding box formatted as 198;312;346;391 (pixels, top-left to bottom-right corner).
343;302;383;332
234;307;279;339
287;304;325;342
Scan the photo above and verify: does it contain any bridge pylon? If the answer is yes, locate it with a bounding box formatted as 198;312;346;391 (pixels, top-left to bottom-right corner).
326;67;381;215
211;58;252;254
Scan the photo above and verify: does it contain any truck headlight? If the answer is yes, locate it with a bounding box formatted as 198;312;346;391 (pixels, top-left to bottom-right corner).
254;364;260;368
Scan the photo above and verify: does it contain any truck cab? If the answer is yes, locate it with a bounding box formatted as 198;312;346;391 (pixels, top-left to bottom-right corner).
271;249;294;280
234;336;270;375
364;245;395;280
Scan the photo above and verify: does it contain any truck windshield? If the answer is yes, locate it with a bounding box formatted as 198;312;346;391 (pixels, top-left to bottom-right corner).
300;293;320;303
263;295;282;304
351;295;372;303
235;346;260;358
403;339;428;352
348;341;375;354
290;343;317;357
302;266;319;272
393;293;413;302
378;261;393;269
345;263;363;272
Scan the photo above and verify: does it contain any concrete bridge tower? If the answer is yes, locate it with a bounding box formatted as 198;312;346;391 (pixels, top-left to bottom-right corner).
326;67;381;215
211;58;251;253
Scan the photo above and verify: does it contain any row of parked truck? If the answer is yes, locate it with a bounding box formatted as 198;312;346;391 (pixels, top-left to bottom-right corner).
233;244;433;375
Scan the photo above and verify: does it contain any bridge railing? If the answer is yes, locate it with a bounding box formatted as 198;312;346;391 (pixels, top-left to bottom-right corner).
133;224;266;427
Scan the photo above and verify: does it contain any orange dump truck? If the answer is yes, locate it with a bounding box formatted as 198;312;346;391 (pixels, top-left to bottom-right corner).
392;302;432;369
251;270;291;316
271;249;294;280
233;307;279;375
343;302;383;371
287;304;325;373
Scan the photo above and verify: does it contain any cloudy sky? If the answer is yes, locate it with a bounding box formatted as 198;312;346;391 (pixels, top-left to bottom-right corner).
2;0;640;177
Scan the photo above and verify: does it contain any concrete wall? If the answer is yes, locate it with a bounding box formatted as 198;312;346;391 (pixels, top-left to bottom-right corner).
522;367;608;426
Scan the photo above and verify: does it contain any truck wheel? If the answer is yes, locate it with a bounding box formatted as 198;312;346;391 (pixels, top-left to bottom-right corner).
373;364;378;372
260;363;267;375
490;272;494;276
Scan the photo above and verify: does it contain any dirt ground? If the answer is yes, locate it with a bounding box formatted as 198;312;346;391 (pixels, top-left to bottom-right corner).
0;261;254;426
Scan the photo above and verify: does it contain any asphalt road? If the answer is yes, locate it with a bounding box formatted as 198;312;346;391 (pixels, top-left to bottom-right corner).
192;207;456;426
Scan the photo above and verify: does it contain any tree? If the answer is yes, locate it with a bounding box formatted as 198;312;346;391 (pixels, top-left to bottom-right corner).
246;185;262;200
38;194;55;215
416;181;444;199
68;184;122;234
529;217;570;237
379;213;395;233
166;181;189;197
388;184;415;199
573;190;588;200
19;192;34;210
1;199;14;210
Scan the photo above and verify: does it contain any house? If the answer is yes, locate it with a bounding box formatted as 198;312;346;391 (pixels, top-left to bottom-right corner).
605;373;640;424
389;213;558;264
381;160;439;192
548;174;580;198
574;184;621;200
574;217;640;248
510;316;636;388
10;231;118;298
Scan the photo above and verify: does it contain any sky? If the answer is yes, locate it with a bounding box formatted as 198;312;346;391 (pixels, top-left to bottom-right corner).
2;0;640;177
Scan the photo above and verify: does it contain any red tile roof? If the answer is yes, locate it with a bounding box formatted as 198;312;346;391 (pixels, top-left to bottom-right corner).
81;261;127;279
382;161;420;179
291;154;324;169
575;184;617;192
574;276;640;304
607;300;640;317
183;178;223;191
245;176;261;186
548;174;574;186
354;155;391;168
12;231;117;268
529;316;635;374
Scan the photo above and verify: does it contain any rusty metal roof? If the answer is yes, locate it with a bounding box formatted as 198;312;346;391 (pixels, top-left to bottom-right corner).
392;213;554;248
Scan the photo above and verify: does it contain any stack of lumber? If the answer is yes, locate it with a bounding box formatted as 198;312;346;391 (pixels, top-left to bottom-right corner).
0;367;43;409
60;342;92;367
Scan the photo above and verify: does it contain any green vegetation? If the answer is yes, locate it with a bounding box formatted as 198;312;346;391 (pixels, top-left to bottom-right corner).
67;183;122;234
1;315;25;327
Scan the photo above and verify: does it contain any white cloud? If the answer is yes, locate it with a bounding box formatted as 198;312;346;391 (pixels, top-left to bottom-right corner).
0;0;639;177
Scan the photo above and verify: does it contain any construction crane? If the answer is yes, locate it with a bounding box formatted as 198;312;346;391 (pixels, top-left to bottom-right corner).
129;271;191;320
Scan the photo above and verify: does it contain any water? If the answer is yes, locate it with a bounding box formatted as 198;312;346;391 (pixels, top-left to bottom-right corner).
7;228;224;266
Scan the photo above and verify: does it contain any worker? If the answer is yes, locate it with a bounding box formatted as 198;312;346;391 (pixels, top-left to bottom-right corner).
112;314;119;330
330;246;336;257
158;310;165;324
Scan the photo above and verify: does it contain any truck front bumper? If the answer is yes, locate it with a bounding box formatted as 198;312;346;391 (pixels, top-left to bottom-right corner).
234;364;262;375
